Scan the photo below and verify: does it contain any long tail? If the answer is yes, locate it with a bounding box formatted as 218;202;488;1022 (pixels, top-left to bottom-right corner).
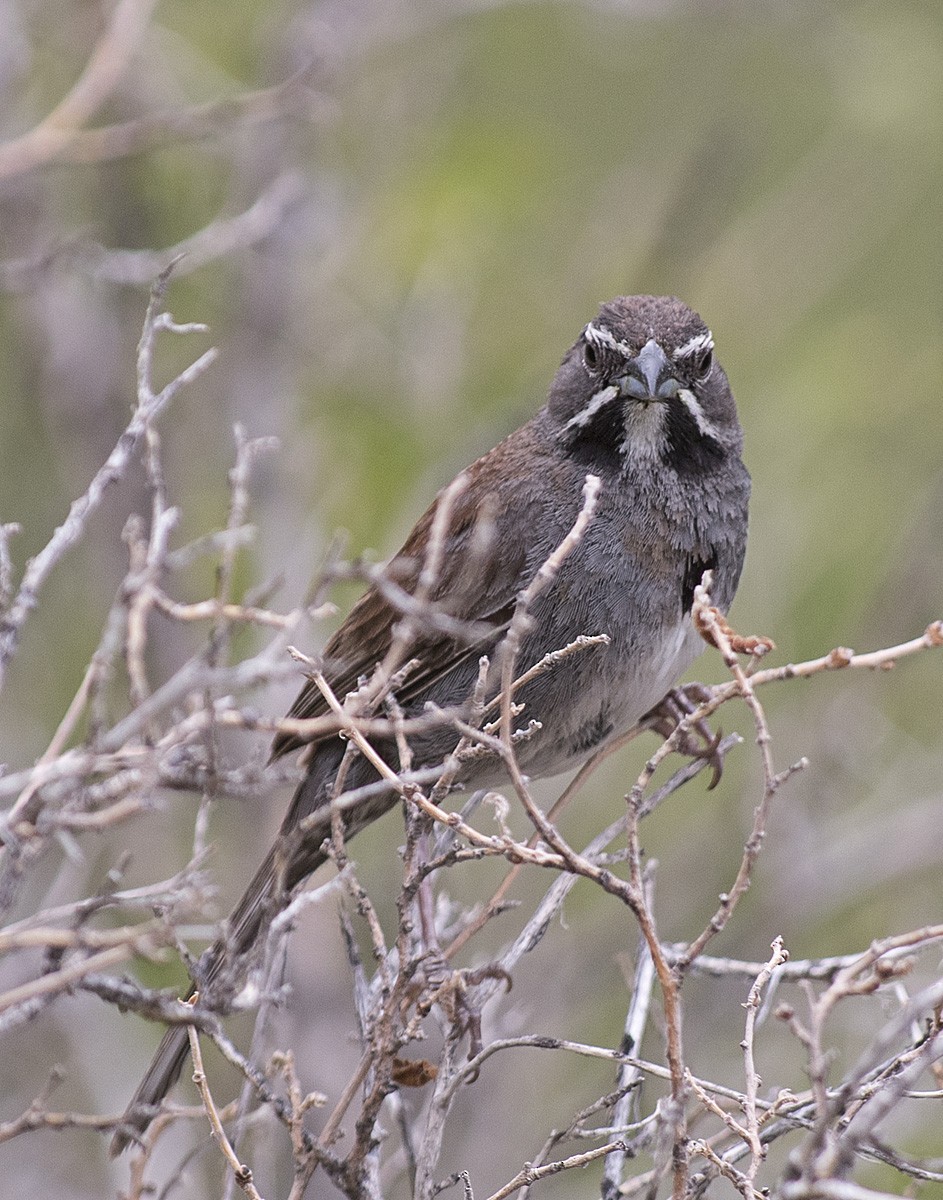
109;836;299;1154
111;743;393;1154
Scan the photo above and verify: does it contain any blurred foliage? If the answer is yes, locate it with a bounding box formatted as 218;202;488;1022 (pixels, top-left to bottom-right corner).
0;1;940;1196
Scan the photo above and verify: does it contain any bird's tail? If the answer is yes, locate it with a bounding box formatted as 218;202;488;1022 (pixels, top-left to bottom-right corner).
111;742;368;1155
109;833;310;1155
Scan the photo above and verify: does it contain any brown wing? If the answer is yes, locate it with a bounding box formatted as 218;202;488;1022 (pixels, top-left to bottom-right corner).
269;432;544;763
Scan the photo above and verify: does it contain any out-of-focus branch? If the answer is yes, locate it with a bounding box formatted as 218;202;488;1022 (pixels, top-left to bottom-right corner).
0;0;159;181
12;73;323;172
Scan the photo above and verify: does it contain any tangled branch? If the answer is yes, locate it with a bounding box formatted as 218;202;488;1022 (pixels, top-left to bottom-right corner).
0;287;940;1200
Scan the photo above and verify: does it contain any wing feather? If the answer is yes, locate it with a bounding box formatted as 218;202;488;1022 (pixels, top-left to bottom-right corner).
269;430;546;762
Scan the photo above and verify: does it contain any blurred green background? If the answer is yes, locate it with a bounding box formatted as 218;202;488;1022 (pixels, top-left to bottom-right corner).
0;1;941;1196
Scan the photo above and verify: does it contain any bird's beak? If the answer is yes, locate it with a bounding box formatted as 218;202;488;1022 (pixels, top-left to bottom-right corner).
617;338;680;402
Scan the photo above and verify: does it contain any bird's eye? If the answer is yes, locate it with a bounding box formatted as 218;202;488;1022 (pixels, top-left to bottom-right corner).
583;340;599;371
697;346;714;377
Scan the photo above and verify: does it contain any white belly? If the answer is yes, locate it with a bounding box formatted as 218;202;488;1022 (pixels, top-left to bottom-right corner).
515;617;704;782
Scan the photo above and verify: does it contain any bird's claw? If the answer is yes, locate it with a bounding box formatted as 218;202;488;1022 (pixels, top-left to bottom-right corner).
416;958;511;1080
644;684;728;788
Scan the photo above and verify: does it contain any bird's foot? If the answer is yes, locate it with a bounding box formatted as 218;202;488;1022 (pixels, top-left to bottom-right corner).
643;684;727;789
417;956;512;1078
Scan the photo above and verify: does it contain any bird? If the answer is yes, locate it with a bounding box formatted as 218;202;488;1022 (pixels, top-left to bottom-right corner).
113;294;750;1151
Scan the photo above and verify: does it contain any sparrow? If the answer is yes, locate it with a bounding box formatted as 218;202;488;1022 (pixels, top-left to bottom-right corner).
113;294;750;1151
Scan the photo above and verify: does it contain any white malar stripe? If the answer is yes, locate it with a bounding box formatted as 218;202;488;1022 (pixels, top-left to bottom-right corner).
564;384;620;431
673;331;713;360
584;322;633;358
677;388;720;440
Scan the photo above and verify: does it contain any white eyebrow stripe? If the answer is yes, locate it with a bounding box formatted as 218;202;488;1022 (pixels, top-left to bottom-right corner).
584;322;634;358
677;388;720;440
673;331;714;360
563;384;620;431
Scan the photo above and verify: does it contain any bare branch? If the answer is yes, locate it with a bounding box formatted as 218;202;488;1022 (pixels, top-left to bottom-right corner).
0;265;216;688
0;0;159;181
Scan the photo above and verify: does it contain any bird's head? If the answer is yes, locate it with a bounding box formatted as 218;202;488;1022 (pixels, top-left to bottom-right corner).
549;295;742;474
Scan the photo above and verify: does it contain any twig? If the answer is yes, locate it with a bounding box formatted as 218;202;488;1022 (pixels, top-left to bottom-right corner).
484;1139;630;1200
0;265;217;688
185;995;265;1198
741;937;788;1192
677;578;807;968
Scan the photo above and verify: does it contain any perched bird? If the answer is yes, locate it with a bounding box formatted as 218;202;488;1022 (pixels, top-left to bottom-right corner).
113;294;750;1150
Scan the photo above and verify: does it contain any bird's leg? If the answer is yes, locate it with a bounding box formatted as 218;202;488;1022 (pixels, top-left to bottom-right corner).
642;684;726;789
407;824;465;1029
415;962;512;1080
408;812;512;1074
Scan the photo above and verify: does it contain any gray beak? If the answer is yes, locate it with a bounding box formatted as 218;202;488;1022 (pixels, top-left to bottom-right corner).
618;338;680;401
